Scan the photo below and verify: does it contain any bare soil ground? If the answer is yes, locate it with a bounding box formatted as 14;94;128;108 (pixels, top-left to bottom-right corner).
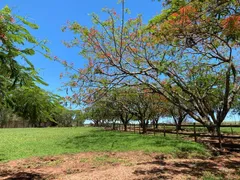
0;151;240;180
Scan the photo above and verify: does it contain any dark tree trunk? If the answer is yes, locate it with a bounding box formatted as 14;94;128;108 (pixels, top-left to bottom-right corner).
124;124;127;131
141;120;148;134
152;118;159;129
205;124;216;134
216;124;222;149
175;120;183;131
95;120;99;126
142;123;147;134
113;122;116;130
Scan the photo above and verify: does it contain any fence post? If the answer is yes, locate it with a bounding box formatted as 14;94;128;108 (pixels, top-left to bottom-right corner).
154;125;156;136
163;123;166;137
113;122;115;130
217;125;222;150
194;123;197;142
134;124;135;134
231;124;233;135
176;128;179;139
139;124;141;134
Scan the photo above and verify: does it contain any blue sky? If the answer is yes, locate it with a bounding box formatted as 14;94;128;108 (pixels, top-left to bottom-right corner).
1;0;162;96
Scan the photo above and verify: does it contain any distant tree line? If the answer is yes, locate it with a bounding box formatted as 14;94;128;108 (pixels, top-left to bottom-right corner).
84;86;189;133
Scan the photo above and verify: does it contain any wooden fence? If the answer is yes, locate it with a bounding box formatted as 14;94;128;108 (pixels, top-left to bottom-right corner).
104;123;240;149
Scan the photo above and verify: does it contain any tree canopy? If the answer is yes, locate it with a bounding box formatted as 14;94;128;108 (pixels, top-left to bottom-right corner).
60;0;240;133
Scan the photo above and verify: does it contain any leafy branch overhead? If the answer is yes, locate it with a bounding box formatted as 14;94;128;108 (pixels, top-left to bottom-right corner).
0;5;50;97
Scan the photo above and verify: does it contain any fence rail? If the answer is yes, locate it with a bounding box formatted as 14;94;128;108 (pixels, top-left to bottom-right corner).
153;123;240;128
104;123;240;149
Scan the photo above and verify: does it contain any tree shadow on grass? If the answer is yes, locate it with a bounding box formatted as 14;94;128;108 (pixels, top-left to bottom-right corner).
58;129;206;154
133;155;240;179
58;129;142;151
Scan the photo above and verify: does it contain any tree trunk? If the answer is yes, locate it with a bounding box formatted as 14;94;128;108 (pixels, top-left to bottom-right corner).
124;124;127;131
142;123;147;134
216;124;222;149
141;120;148;134
205;124;216;134
152;118;159;129
113;122;116;130
175;120;183;131
95;120;99;126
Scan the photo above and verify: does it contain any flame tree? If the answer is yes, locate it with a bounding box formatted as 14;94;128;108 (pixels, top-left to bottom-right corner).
61;0;240;134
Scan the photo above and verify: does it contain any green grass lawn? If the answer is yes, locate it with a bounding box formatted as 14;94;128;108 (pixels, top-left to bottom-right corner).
0;127;209;162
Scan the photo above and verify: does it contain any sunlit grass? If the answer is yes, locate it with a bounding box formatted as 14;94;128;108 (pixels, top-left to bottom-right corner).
0;127;209;161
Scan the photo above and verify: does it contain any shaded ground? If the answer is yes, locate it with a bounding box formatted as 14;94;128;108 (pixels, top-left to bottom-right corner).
0;151;240;180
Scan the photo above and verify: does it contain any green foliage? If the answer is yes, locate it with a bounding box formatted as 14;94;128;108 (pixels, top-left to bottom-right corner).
85;99;115;126
0;84;82;128
0;105;21;128
0;5;49;103
84;86;169;131
0;127;209;161
7;86;59;126
0;6;61;128
53;107;85;127
16;15;39;29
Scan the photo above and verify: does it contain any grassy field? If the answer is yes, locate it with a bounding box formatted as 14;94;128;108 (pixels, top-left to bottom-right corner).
0;127;209;161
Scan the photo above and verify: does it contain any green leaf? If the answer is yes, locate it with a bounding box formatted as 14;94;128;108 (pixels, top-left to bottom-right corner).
17;16;39;29
2;5;11;14
21;48;35;55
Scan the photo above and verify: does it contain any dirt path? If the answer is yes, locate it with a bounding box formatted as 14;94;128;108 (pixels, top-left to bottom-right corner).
0;152;240;180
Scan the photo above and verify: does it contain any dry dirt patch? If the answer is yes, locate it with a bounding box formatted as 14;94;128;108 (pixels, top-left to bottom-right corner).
0;152;239;180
